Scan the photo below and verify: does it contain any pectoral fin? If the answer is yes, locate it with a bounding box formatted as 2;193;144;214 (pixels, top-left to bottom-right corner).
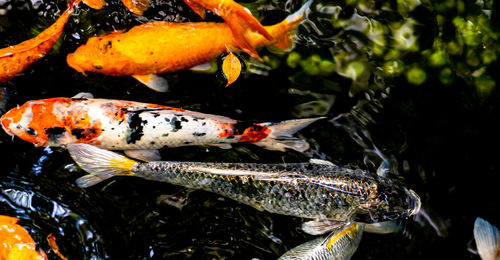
309;158;336;166
301;219;346;235
210;143;233;149
72;92;94;99
124;149;161;161
132;74;169;92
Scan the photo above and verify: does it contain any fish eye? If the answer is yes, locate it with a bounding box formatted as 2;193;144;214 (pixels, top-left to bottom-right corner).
26;128;37;136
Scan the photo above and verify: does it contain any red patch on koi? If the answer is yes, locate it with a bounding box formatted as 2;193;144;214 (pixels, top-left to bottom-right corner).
218;123;271;142
239;125;271;143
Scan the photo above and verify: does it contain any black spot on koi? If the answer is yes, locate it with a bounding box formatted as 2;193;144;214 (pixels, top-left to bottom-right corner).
170;117;182;132
45;127;67;141
126;112;146;144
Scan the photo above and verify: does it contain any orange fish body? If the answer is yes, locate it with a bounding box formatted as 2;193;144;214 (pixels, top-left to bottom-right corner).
82;0;272;56
0;215;47;260
0;0;78;83
67;0;310;90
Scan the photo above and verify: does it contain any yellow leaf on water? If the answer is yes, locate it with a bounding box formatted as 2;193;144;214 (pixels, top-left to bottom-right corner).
222;52;242;87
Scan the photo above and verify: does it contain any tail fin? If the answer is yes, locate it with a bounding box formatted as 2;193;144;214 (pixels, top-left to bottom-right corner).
256;117;324;152
67;143;138;188
474;217;500;260
286;0;313;25
121;0;150;15
82;0;105;9
272;0;313;50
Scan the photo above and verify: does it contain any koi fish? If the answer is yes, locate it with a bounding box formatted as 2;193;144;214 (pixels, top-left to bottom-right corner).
473;217;500;260
0;0;79;83
81;0;273;57
67;143;421;226
279;223;365;260
279;221;400;259
0;215;47;260
66;0;311;91
0;96;322;160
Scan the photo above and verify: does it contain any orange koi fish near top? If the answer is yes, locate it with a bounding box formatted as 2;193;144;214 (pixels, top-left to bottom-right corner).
0;215;47;260
67;0;312;91
0;0;79;83
1;95;322;161
81;0;273;56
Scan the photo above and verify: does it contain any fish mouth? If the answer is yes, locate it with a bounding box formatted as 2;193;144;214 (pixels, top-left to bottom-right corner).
66;54;86;74
0;115;14;137
406;189;421;216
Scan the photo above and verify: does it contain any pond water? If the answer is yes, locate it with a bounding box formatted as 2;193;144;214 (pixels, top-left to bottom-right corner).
1;0;499;259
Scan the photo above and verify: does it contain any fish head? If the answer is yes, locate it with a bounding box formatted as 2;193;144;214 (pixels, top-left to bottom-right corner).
1;99;74;147
354;180;421;223
67;37;111;74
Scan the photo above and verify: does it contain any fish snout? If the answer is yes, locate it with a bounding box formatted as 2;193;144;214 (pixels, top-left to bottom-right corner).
0;114;14;137
66;53;87;74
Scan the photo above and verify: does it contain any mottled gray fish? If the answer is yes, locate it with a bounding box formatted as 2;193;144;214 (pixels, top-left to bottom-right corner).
68;143;421;224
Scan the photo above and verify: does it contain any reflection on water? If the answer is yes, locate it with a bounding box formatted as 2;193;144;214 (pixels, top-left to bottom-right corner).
1;0;499;258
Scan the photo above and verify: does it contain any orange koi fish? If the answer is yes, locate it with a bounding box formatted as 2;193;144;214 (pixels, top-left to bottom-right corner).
0;0;79;83
1;95;322;161
67;0;311;91
82;0;272;56
0;215;47;260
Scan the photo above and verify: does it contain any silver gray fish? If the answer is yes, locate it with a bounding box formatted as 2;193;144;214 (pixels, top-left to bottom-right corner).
279;223;364;260
67;143;421;225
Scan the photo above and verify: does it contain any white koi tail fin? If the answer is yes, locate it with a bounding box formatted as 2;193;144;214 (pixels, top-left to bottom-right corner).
67;143;138;188
474;217;500;260
256;117;324;152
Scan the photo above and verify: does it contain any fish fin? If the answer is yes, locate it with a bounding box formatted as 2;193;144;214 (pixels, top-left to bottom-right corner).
122;0;150;15
255;117;325;152
285;0;313;27
0;215;19;224
474;217;500;260
320;223;364;251
222;51;242;87
302;219;346;235
189;61;215;72
67;143;138;188
132;74;169;92
364;221;401;234
183;0;206;19
210;143;233;149
309;158;336;166
271;0;312;53
124;149;161;161
82;0;105;9
72;92;94;99
272;32;295;51
186;0;271;59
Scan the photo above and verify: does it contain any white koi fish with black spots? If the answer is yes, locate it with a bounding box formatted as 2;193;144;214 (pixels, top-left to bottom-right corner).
1;95;323;160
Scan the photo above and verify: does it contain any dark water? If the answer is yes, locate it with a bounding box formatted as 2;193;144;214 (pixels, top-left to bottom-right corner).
1;0;499;259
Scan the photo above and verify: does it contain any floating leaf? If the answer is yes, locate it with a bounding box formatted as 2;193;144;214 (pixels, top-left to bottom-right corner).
222;52;242;87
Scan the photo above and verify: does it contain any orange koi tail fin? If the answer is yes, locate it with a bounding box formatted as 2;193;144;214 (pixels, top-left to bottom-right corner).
185;0;272;60
121;0;150;15
82;0;105;9
265;0;312;51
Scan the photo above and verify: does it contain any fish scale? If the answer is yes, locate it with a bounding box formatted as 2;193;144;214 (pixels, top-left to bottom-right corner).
129;160;415;222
